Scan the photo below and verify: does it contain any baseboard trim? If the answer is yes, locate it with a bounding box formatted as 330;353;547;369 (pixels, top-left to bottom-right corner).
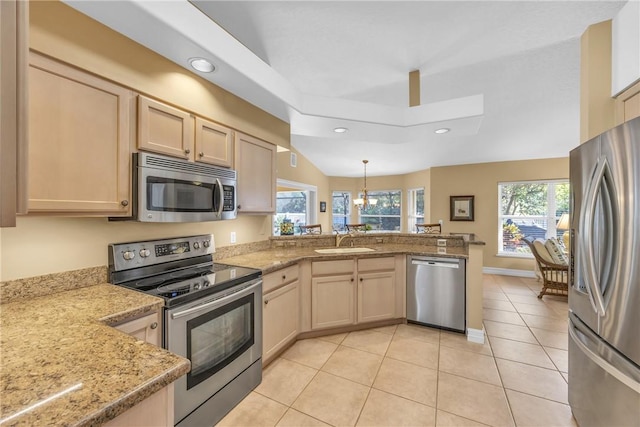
483;267;536;278
466;327;485;344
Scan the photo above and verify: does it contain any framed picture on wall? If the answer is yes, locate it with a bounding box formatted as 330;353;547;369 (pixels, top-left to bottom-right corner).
450;195;474;221
319;201;327;212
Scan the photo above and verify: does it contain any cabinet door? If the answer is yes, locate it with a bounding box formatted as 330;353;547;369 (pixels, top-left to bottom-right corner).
115;312;161;346
263;281;299;363
194;117;233;168
28;53;132;215
138;95;194;161
234;132;276;213
104;384;173;427
311;274;355;330
357;271;396;323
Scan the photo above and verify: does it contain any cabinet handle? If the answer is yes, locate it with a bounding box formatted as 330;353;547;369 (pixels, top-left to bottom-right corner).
360;277;363;282
185;148;191;154
350;278;354;282
282;275;286;280
150;322;158;330
120;200;129;207
237;205;242;210
199;152;204;157
264;299;269;305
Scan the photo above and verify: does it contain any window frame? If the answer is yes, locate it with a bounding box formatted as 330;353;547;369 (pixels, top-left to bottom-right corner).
273;179;317;236
407;187;425;233
497;179;569;258
331;191;351;233
357;189;402;232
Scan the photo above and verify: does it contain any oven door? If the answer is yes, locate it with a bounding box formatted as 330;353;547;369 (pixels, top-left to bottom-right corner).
166;279;262;425
138;165;226;222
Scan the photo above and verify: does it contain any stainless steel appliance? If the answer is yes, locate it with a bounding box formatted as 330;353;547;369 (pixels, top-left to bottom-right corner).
127;152;237;222
406;256;466;332
568;116;640;426
108;235;262;427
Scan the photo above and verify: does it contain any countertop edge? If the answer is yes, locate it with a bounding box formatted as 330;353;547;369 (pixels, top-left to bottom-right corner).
76;359;190;427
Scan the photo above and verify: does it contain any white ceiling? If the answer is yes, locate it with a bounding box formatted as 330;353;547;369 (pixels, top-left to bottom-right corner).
65;0;626;177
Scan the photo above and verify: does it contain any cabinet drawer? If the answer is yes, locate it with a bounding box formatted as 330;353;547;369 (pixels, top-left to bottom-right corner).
312;259;354;276
357;257;395;272
263;265;299;293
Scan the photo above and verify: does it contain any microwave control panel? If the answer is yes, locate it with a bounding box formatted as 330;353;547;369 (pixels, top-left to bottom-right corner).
222;185;235;212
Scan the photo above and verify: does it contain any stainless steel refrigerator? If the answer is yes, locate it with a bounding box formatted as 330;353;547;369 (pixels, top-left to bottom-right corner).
568;116;640;426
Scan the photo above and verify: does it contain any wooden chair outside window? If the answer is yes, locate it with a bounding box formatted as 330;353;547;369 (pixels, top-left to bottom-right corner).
416;223;441;234
523;236;569;299
299;224;322;235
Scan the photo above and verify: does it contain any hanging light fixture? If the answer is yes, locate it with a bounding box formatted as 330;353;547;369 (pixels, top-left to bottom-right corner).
353;160;377;209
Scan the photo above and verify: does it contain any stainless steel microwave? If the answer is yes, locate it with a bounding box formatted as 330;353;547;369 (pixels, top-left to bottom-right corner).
129;152;237;222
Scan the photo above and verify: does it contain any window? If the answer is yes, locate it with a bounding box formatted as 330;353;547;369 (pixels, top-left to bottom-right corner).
498;180;569;256
407;188;425;233
332;191;350;232
273;180;317;235
358;190;402;231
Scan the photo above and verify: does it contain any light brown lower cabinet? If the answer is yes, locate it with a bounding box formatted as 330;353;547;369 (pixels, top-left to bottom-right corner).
309;257;402;331
357;256;397;323
103;384;174;427
311;273;356;330
263;280;299;363
107;311;171;426
114;311;161;347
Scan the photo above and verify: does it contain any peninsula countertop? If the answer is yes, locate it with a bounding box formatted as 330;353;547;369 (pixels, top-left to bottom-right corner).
0;284;190;426
219;243;469;274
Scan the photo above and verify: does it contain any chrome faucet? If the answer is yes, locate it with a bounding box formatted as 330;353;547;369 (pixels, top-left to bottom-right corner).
335;233;354;247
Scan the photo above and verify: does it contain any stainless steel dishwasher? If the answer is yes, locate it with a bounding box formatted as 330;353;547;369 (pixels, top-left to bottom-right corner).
407;256;466;333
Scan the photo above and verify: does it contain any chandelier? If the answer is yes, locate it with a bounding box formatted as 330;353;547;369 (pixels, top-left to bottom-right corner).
353;160;377;209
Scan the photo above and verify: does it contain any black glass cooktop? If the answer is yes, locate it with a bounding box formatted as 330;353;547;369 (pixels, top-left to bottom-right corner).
119;263;261;307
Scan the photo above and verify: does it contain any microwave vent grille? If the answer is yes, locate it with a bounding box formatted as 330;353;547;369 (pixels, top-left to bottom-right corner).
141;153;237;180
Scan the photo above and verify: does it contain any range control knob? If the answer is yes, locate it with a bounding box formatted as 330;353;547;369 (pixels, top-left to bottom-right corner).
193;242;200;249
203;240;210;248
139;249;151;258
123;251;135;261
203;280;210;288
193;283;202;291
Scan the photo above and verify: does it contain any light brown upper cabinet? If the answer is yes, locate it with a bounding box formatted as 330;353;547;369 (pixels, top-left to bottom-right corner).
234;132;276;214
28;52;133;216
195;117;234;168
615;81;640;125
138;95;234;168
137;95;193;160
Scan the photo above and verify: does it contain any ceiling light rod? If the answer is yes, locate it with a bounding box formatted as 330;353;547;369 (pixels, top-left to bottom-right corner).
353;160;377;210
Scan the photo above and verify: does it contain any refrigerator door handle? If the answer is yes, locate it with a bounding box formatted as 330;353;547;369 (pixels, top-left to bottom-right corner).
569;315;640;393
579;159;608;317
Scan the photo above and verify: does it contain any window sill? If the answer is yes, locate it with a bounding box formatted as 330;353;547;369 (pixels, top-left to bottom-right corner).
496;252;533;259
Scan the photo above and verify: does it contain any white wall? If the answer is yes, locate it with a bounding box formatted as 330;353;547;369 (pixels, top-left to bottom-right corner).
612;0;640;95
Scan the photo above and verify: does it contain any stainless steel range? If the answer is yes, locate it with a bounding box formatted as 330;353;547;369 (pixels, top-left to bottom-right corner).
108;234;262;427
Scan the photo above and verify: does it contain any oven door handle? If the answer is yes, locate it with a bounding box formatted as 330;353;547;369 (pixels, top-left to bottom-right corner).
170;280;261;319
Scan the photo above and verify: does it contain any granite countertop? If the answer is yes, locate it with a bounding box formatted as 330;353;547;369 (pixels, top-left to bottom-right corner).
220;243;469;274
0;284;190;426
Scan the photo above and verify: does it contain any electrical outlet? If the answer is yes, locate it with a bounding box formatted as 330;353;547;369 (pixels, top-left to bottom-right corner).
230;232;236;244
437;247;447;254
438;219;443;225
437;239;447;247
376;237;384;244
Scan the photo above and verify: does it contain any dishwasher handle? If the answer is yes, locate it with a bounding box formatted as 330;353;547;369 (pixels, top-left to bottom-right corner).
411;259;460;269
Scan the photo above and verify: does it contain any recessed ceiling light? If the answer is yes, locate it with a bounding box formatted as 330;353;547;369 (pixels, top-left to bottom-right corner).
333;127;348;133
189;58;215;73
434;128;450;134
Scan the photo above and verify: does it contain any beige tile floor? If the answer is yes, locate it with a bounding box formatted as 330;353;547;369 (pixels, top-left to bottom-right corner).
218;274;577;427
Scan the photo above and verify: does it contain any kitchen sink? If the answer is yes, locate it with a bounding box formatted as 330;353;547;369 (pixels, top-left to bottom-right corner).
314;247;376;254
